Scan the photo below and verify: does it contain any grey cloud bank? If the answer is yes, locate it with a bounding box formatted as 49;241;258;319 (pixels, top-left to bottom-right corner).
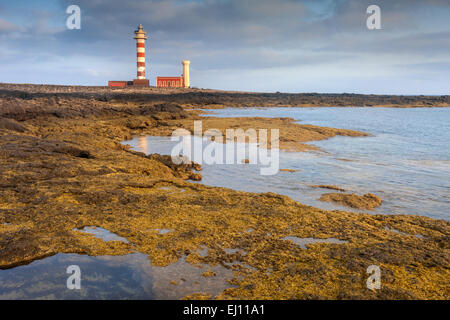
0;0;449;94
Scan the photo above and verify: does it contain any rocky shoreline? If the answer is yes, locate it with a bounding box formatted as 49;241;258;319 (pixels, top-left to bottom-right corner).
1;83;449;109
0;84;448;299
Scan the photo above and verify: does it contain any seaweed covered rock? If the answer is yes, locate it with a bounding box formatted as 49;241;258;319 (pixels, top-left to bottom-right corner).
319;192;382;210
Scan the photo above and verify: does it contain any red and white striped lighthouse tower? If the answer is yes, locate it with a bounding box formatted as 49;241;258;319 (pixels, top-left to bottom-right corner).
133;24;149;86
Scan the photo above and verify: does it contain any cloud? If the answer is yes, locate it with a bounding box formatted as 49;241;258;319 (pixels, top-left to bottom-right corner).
0;18;15;33
0;0;449;94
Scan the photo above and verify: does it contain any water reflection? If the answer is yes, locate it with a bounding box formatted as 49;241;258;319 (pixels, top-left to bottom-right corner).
0;252;235;300
138;135;149;154
0;227;235;300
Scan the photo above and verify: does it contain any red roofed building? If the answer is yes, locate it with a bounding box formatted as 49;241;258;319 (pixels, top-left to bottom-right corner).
156;76;184;88
108;81;128;88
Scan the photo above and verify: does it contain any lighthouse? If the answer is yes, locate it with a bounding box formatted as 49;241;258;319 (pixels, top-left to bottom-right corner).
133;24;149;86
108;24;192;88
182;60;190;88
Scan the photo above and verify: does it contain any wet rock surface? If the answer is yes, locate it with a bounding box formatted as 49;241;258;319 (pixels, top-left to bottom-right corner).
0;84;448;300
319;193;383;210
312;185;346;192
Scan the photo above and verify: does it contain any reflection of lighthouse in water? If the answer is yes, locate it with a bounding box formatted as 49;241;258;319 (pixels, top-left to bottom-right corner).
138;136;148;154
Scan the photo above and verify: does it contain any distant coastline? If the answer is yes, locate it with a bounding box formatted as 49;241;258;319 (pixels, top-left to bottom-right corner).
1;83;449;109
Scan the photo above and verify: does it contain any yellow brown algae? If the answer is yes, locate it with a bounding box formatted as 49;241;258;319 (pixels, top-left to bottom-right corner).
202;270;217;277
319;193;383;210
280;169;297;173
144;113;369;152
0;84;448;300
182;293;212;300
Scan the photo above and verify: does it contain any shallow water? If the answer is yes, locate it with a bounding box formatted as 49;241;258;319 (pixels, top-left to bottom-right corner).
124;107;449;219
282;237;348;249
0;228;234;300
76;226;129;243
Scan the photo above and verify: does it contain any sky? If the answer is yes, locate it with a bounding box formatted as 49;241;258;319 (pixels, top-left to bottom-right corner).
0;0;449;94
